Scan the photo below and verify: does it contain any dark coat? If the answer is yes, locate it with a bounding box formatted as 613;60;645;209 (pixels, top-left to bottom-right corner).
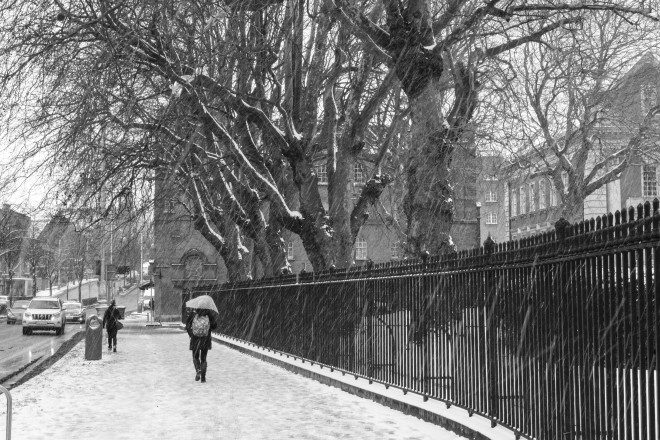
103;306;121;332
185;310;217;351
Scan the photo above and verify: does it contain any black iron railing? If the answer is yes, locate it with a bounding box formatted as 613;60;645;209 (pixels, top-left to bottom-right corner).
185;200;660;440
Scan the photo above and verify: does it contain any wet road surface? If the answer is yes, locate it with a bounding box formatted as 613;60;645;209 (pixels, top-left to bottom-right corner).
0;283;140;380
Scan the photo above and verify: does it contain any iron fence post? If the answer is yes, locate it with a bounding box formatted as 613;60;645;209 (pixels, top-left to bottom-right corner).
555;217;573;438
1;384;11;440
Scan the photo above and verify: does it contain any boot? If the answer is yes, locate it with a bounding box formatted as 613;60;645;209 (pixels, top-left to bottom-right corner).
200;361;207;383
193;359;201;381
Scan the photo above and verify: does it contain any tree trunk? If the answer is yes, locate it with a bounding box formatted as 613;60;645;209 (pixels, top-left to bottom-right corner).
265;212;289;276
559;192;585;224
328;147;356;267
290;154;335;271
220;221;252;282
403;78;455;257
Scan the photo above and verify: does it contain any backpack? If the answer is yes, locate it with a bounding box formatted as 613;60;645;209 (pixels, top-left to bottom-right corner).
192;314;210;337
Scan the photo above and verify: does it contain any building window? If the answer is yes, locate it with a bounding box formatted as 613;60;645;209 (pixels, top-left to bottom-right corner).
354;163;365;185
390;242;400;260
550;183;557;206
163;199;176;214
539;180;547;210
529;183;536;212
641;84;658;115
519;186;526;214
643;165;658;197
486;212;498;225
511;189;518;217
485;189;498;202
354;238;367;261
315;164;328;185
287;241;295;260
183;252;205;279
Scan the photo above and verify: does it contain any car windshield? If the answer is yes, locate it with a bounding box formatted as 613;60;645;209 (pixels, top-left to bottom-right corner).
13;301;30;309
29;300;60;309
64;303;81;310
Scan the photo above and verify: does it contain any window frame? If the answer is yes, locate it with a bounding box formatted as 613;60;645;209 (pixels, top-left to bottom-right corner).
539;180;547;210
390;242;400;260
550;183;557;206
511;188;518;217
354;238;367;261
315;163;328;185
485;211;498;225
485;188;498;203
287;241;295;261
641;84;658;115
354;163;366;185
642;164;658;197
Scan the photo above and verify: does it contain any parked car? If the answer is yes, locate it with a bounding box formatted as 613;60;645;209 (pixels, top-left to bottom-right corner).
22;297;66;335
62;301;87;324
6;300;30;324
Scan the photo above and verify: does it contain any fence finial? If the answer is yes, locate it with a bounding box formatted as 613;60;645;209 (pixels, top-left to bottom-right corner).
555;217;571;240
484;235;495;255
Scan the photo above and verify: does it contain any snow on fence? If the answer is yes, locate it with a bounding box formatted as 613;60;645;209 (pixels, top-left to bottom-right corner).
185;200;660;440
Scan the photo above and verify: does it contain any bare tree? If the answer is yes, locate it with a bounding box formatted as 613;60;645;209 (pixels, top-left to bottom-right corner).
23;237;47;296
497;13;660;222
331;0;658;255
0;0;403;277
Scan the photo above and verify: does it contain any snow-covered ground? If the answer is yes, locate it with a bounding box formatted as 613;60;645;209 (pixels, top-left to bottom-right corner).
0;322;469;440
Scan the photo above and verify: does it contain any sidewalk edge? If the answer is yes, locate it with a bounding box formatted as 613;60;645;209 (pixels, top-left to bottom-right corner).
205;331;516;440
4;331;85;390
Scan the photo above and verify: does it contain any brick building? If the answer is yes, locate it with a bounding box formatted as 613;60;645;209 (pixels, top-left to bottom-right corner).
495;53;660;241
476;155;510;244
153;154;481;320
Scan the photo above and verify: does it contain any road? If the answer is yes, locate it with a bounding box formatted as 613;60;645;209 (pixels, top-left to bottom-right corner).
0;281;141;381
0;317;86;380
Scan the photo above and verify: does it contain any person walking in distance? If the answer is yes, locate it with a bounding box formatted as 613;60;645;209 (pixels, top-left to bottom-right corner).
103;299;122;352
185;308;217;382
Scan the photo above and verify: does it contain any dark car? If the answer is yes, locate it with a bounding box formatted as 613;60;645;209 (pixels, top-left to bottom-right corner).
6;300;30;324
62;301;87;324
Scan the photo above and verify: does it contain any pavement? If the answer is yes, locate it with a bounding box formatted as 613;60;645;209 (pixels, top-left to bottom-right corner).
0;320;472;440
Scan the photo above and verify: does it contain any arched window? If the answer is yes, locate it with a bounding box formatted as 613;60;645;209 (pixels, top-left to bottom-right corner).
181;250;206;279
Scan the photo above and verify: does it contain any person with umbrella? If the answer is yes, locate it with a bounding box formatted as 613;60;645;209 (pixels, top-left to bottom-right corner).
185;295;218;383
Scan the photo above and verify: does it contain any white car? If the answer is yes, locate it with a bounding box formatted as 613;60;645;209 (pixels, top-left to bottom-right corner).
22;297;67;335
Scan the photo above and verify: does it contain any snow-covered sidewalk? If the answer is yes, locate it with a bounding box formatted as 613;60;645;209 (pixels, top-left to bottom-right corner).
0;323;468;440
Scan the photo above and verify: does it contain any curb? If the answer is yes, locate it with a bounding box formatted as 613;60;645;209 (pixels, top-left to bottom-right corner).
2;331;85;390
196;329;516;440
0;355;43;385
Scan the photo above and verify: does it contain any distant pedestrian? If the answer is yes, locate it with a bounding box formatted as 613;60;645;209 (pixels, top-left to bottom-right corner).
103;299;122;352
185;308;217;382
